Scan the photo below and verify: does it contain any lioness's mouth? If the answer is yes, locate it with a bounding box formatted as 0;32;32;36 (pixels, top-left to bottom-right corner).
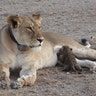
29;44;41;48
18;44;41;51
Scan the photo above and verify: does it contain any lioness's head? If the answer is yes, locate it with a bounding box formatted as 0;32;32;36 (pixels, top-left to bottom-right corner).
7;13;44;50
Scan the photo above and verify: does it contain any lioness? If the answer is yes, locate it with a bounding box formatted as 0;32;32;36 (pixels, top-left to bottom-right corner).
0;13;96;89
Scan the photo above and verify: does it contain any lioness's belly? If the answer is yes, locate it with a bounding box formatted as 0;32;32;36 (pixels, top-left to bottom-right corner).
37;52;57;69
33;47;58;69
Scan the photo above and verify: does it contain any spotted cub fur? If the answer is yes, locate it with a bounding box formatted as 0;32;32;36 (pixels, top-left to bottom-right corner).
57;46;82;72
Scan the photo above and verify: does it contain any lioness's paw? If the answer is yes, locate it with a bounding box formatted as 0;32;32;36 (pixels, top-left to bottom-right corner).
10;77;25;89
10;81;23;89
0;81;10;89
10;76;26;89
10;75;36;89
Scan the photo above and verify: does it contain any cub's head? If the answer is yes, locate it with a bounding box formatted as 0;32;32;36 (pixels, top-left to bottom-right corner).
7;13;44;51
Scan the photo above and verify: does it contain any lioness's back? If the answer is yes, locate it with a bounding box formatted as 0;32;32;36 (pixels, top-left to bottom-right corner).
43;32;83;47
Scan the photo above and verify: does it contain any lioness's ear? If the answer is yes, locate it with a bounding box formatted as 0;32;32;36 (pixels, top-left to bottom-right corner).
32;13;42;25
7;15;23;28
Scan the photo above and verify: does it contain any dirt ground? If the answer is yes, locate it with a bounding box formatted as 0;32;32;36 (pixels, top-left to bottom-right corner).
0;0;96;96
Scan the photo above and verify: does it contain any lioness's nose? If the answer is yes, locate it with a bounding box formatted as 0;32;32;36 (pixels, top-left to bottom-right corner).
37;38;44;43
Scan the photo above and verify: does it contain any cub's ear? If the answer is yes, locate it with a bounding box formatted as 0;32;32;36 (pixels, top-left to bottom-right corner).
70;48;73;51
32;13;42;25
7;15;23;28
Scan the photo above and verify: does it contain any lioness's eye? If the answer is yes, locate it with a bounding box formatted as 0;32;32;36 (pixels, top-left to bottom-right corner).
26;27;32;31
26;26;35;34
27;27;32;30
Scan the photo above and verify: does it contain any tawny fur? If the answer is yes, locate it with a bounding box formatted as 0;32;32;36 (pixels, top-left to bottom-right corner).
0;13;96;89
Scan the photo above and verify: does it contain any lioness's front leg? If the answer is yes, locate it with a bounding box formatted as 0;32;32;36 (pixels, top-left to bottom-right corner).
11;65;37;89
0;64;10;89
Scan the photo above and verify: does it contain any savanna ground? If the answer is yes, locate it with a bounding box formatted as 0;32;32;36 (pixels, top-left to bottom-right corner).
0;0;96;96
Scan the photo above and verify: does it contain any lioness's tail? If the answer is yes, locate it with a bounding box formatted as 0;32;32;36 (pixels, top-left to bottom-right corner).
80;38;91;48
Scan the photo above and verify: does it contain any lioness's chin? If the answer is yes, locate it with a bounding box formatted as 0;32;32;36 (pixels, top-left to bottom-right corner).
32;46;42;52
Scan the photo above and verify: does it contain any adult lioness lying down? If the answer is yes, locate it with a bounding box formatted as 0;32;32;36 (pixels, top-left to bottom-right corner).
0;13;96;89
